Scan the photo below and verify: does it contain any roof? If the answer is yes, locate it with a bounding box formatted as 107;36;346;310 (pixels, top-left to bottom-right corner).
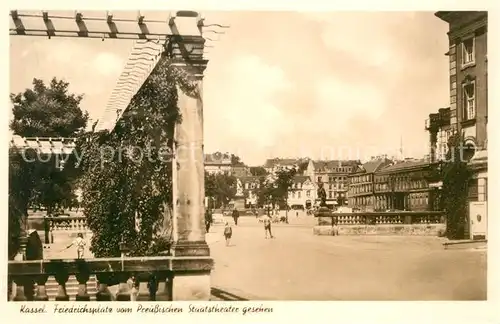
264;158;303;168
377;159;430;174
238;176;262;183
9;135;76;155
435;11;487;23
204;153;231;165
312;160;360;172
359;158;393;174
293;175;311;183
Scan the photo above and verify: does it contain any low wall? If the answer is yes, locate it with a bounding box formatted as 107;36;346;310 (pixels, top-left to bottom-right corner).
314;224;445;236
314;211;446;237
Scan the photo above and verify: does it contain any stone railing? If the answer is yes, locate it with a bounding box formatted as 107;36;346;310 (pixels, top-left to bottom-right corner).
314;211;446;236
8;256;213;301
46;216;88;232
317;211;445;226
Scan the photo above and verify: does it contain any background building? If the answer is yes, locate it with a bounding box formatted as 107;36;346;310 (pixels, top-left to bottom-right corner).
373;159;439;212
263;158;307;174
204;152;232;174
426;107;452;162
348;156;392;211
435;11;488;239
305;159;360;207
287;175;316;209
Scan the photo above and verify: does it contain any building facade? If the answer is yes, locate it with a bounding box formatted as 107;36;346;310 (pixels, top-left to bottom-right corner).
305;160;360;207
373;159;440;212
263;158;307;174
239;176;262;207
348;157;393;211
204;153;232;174
287;175;316;209
426;107;452;162
435;11;488;239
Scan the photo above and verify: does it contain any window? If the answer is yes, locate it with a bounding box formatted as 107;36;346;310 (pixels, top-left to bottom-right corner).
298;192;301;198
462;82;476;120
306;190;310;197
462;37;475;66
328;191;333;198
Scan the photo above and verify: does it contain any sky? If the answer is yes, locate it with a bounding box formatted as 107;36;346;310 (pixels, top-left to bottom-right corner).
9;11;450;166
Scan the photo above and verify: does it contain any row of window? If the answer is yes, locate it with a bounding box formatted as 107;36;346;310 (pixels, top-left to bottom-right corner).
350;184;372;195
350;174;372;184
288;190;313;199
317;176;348;183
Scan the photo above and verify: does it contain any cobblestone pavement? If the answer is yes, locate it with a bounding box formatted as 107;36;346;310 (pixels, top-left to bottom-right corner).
207;220;487;301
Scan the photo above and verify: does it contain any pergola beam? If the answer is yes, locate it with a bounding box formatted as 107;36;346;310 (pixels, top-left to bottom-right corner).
9;10;209;41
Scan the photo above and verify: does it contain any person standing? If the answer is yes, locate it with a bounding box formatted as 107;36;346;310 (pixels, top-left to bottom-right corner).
263;214;274;239
205;208;213;233
66;232;86;259
223;222;233;246
232;208;240;226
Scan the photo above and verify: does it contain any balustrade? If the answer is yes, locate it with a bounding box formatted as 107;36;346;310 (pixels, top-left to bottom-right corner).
8;256;213;302
317;211;445;227
46;216;88;232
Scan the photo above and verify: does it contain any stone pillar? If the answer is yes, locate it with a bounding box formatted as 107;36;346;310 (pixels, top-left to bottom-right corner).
167;16;212;301
170;35;209;257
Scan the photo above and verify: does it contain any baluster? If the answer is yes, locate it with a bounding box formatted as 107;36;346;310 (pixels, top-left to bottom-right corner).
155;272;172;301
7;277;12;301
95;273;113;301
34;275;49;301
135;273;150;301
54;272;70;301
115;273;132;301
75;272;90;301
12;277;27;301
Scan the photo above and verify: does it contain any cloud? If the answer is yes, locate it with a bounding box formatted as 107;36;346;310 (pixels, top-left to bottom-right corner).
204;54;293;164
313;77;386;131
92;52;125;76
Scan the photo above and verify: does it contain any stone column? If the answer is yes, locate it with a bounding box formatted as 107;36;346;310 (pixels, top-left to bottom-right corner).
168;30;212;301
170;35;209;257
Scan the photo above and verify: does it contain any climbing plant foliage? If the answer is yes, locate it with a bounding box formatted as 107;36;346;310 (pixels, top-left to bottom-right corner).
76;57;197;257
441;133;472;240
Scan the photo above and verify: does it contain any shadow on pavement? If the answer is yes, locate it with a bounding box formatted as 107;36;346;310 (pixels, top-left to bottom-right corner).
210;287;249;301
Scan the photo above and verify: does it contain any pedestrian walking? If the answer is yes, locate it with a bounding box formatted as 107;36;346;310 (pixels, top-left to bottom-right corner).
232;208;239;226
224;222;233;246
205;207;213;233
263;215;274;239
65;232;86;259
128;275;138;301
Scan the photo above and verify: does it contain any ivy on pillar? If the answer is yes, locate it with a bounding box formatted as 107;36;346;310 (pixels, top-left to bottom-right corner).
169;31;210;257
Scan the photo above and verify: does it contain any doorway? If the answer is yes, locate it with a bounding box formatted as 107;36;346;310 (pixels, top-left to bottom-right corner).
469;201;487;240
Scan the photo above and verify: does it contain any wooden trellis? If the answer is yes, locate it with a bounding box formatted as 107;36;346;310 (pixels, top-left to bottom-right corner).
9;10;229;132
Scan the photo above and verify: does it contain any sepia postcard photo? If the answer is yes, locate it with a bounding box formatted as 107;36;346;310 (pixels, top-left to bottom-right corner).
3;3;496;322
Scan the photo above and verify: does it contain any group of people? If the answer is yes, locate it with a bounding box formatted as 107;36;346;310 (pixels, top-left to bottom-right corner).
205;207;275;246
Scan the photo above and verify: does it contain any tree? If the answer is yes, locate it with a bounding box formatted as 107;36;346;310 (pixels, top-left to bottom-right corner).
297;160;309;174
76;57;191;258
274;168;297;222
204;172;237;209
249;166;267;176
255;176;271;208
230;154;245;166
9;78;89;258
10;78;88;137
441;133;471;240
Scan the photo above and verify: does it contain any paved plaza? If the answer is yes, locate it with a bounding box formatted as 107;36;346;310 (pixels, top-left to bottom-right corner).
208;217;487;301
